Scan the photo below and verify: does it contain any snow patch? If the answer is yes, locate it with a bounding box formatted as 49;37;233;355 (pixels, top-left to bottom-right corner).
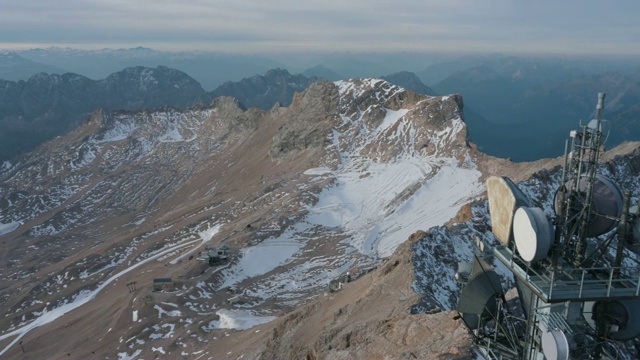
94;119;137;143
154;304;181;318
0;221;21;236
376;109;409;134
199;223;222;242
206;309;277;330
303;167;333;176
217;239;302;290
117;349;142;360
158;125;184;143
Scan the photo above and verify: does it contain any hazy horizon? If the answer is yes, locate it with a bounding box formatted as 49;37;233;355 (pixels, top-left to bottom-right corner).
1;1;639;56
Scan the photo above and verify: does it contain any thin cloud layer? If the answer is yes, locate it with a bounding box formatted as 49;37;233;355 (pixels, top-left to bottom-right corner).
1;0;639;54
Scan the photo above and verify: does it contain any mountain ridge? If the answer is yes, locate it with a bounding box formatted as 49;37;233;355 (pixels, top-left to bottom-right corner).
0;67;326;162
0;66;210;162
0;78;483;359
0;52;69;82
1;76;639;358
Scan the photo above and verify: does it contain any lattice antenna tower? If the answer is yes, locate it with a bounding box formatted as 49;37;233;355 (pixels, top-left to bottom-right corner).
455;93;640;360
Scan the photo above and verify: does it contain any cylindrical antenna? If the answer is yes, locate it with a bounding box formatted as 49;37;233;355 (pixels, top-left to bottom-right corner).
597;92;605;110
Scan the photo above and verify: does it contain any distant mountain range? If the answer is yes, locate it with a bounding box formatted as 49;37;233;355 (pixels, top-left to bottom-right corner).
432;62;640;160
0;52;69;81
211;68;319;109
381;71;437;96
302;65;343;81
0;66;209;161
11;47;285;90
0;67;324;161
1;48;639;162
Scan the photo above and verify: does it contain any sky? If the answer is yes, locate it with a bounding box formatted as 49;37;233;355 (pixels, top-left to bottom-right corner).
1;0;639;55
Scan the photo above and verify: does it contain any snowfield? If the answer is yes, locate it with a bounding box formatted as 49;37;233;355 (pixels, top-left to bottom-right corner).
216;239;303;290
307;157;481;258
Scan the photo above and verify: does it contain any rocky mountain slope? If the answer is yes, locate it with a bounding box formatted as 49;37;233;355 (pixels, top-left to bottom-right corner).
0;78;485;359
1;76;638;359
0;66;210;162
254;142;640;360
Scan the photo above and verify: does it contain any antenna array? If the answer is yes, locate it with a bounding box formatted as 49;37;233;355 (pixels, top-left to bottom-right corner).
456;93;640;360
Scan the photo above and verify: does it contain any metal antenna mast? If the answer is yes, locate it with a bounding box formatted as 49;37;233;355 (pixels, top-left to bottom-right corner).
456;93;640;360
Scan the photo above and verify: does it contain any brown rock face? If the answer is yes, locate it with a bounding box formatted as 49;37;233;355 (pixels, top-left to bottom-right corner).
270;82;339;160
260;232;473;360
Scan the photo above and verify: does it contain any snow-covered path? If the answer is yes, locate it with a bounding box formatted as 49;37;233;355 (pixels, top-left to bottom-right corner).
0;236;209;356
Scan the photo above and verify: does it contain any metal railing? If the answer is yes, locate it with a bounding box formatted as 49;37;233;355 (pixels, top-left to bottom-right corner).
494;245;640;302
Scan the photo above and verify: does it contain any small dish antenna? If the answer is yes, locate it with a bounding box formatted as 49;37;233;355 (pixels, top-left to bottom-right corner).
513;207;553;262
456;258;503;329
542;329;570;360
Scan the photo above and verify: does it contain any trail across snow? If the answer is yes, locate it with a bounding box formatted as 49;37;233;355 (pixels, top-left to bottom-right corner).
0;236;209;356
169;224;222;265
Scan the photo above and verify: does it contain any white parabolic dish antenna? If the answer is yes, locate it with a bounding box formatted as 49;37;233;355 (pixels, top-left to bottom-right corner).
513;207;553;262
542;329;570;360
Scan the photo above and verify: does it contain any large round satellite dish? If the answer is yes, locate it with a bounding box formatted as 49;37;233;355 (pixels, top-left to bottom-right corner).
542;329;570;360
513;207;553;262
456;270;502;329
583;299;640;341
455;262;473;282
553;175;623;237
